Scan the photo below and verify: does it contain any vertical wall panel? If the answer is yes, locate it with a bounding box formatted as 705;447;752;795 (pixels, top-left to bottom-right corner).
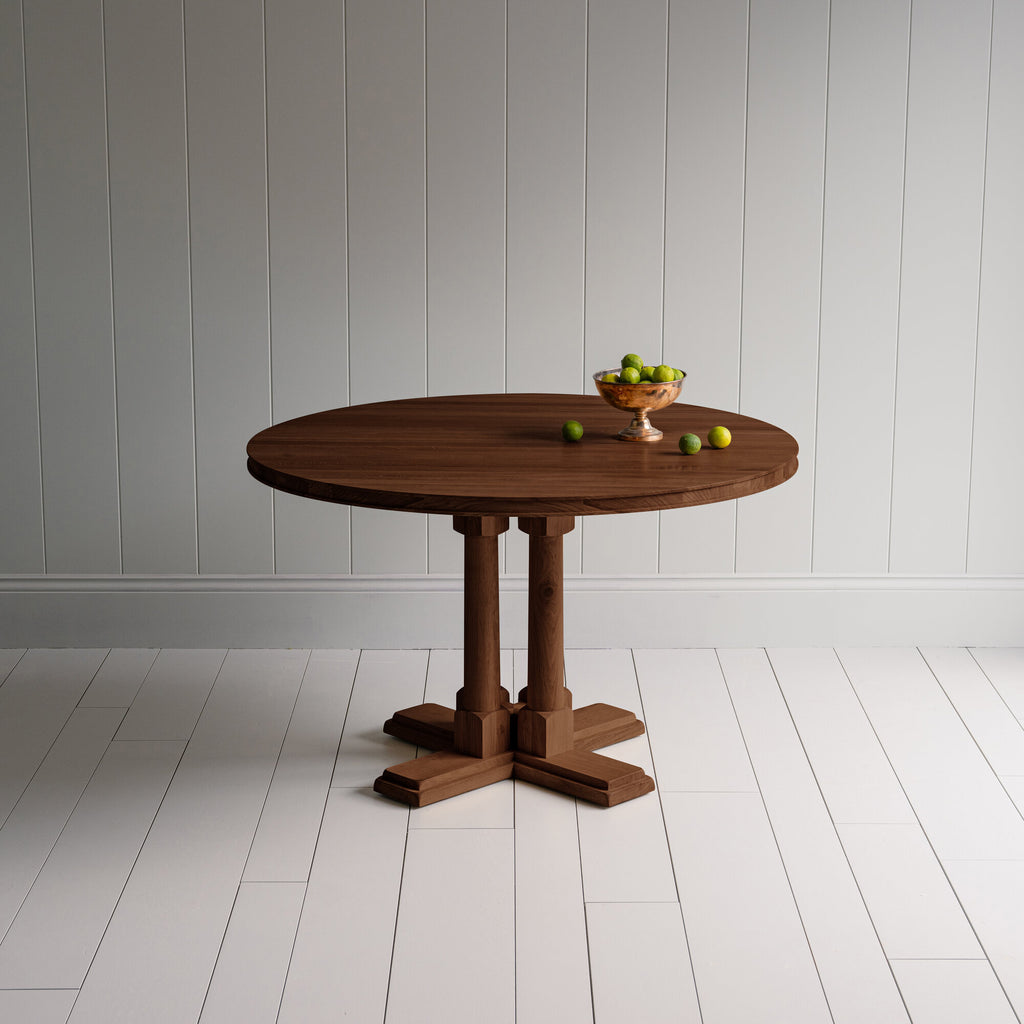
505;0;587;396
24;0;121;572
581;0;669;576
106;0;197;574
186;0;273;573
347;0;427;573
425;0;506;397
734;0;828;574
659;0;748;575
427;515;465;575
812;0;910;574
968;0;1024;574
266;0;350;573
346;0;427;408
889;0;991;573
0;0;44;572
351;505;426;576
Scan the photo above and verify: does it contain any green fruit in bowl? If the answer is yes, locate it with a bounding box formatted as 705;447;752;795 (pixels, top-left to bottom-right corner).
620;353;644;372
619;366;641;384
652;364;676;383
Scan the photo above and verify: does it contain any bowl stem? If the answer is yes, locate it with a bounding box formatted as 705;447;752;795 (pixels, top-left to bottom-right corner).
618;411;663;441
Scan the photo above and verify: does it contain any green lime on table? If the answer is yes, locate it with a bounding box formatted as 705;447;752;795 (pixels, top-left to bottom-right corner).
679;433;701;455
619;366;641;384
652;364;676;383
562;420;584;442
708;426;732;449
621;353;645;372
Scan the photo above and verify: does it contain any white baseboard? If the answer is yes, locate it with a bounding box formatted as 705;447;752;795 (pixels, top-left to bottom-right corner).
2;574;1022;648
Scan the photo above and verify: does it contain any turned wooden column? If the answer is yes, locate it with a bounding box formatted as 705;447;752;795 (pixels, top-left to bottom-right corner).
452;515;510;757
516;516;576;757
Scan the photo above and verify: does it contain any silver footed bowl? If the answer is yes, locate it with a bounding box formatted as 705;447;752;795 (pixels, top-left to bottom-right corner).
593;369;686;441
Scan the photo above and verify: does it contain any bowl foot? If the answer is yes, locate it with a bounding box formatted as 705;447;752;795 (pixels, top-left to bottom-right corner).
617;425;663;442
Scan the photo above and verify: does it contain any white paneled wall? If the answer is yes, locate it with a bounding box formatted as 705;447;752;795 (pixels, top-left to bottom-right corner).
2;0;1023;638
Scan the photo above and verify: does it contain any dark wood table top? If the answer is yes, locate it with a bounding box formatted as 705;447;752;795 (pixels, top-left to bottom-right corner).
246;393;798;517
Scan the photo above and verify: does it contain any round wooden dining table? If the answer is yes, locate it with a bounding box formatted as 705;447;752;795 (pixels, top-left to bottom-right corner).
246;393;798;807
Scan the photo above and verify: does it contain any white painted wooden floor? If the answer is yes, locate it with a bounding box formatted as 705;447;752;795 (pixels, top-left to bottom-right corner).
2;647;1024;1023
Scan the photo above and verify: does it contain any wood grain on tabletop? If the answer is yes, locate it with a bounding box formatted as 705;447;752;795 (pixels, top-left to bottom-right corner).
246;393;798;517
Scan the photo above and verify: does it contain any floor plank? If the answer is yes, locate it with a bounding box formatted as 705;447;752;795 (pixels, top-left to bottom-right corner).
1002;775;1024;817
836;823;983;959
663;791;833;1024
943;860;1024;1020
972;648;1024;729
0;739;185;987
243;649;357;882
719;649;911;1024
922;646;1024;775
891;959;1018;1024
567;649;676;903
0;708;125;938
277;788;408;1024
514;783;593;1024
0;649;27;684
839;647;1024;859
767;647;915;824
198;881;305;1024
114;648;227;741
634;648;757;792
330;649;427;788
79;648;159;708
385;828;515;1024
586;902;700;1024
65;649;307;1024
0;989;77;1024
0;649;109;827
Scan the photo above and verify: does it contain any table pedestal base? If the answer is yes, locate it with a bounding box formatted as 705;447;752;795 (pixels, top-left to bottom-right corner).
513;750;655;807
374;749;515;807
372;514;656;809
374;701;653;808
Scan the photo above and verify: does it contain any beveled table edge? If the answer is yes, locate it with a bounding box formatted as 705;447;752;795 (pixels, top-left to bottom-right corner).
246;453;799;518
